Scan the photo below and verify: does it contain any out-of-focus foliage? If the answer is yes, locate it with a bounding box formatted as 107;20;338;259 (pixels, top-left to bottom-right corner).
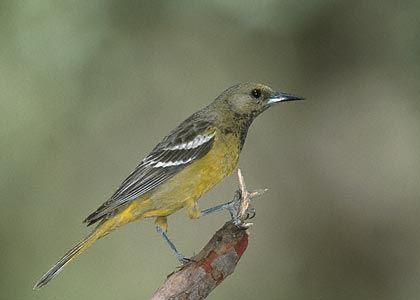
1;1;419;299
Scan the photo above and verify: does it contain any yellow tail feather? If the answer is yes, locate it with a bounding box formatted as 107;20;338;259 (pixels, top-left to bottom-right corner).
33;218;117;289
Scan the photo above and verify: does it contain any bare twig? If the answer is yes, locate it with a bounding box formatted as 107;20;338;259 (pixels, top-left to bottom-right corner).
151;169;266;300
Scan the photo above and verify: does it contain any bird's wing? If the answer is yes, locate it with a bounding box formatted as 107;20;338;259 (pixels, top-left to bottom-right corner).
83;117;216;226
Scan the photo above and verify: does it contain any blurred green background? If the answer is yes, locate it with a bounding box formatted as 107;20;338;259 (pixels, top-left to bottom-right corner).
2;1;420;299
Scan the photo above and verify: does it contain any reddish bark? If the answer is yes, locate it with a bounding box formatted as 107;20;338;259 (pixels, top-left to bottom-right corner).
150;222;249;300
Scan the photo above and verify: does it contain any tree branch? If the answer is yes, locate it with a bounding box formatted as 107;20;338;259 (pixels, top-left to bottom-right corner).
151;169;266;300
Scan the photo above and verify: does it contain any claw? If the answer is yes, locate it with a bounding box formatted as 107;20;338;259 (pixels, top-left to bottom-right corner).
246;205;256;220
178;256;195;265
200;169;266;227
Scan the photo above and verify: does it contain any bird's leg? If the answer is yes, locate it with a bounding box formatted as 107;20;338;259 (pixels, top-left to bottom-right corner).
200;169;266;225
201;190;242;219
155;217;191;265
200;191;256;221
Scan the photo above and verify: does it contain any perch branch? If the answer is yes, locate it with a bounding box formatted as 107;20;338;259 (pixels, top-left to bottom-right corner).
151;169;266;300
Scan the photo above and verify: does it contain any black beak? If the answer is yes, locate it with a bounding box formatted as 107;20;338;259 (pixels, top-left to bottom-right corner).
266;92;305;105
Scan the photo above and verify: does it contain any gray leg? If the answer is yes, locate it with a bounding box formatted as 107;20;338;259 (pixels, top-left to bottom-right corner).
200;202;236;218
200;190;256;221
156;225;191;264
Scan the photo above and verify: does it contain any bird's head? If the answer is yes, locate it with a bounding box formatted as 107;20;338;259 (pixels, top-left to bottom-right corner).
214;82;304;123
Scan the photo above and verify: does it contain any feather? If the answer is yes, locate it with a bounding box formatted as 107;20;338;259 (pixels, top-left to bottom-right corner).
83;114;216;225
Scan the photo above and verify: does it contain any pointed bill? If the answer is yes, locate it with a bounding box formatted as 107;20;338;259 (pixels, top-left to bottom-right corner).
266;92;305;105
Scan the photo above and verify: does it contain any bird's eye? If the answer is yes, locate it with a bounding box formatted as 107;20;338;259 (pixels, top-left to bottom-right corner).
251;89;262;99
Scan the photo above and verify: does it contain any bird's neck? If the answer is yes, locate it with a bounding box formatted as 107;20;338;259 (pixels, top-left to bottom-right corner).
217;112;253;151
205;101;256;151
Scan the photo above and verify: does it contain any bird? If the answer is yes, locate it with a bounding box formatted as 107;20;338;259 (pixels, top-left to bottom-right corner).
33;82;304;289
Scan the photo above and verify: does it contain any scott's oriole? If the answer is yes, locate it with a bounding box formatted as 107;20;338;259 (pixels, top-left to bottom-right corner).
34;82;303;289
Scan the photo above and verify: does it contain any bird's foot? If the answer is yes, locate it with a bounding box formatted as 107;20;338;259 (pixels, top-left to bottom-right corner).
230;169;267;228
200;169;266;227
177;256;195;266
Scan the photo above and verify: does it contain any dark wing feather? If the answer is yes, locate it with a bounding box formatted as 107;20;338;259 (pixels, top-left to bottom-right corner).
83;115;216;226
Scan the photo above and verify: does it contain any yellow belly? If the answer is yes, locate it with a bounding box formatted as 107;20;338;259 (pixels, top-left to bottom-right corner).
123;131;241;221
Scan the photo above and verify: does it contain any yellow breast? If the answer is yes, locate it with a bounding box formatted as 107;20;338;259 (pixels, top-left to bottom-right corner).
134;130;241;217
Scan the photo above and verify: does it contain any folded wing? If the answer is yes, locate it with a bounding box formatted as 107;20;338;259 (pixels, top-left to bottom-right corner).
83;117;216;226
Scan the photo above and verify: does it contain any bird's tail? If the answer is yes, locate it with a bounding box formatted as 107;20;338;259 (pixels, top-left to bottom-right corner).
33;218;118;290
